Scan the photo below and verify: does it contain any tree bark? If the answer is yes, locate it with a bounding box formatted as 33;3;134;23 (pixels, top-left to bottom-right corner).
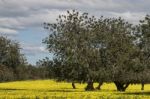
85;80;94;91
96;82;103;90
114;81;130;92
141;83;144;90
72;82;76;89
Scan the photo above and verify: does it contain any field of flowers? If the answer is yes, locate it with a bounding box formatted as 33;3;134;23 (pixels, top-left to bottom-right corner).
0;80;149;99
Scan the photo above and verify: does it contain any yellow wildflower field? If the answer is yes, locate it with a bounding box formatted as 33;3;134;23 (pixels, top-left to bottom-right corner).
0;80;149;99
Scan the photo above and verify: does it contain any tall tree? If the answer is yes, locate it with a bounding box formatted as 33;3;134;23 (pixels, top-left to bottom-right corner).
43;10;107;90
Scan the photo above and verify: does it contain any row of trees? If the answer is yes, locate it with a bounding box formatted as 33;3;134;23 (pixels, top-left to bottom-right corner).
43;10;150;91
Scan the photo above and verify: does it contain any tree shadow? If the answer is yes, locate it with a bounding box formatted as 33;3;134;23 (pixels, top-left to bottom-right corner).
0;88;26;91
0;88;84;92
45;89;85;92
120;92;150;95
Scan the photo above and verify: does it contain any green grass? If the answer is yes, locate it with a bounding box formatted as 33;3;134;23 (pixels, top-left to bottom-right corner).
0;80;149;99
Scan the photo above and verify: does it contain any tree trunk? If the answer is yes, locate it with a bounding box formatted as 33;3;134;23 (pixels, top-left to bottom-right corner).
96;82;103;90
141;83;144;90
114;81;130;92
85;80;94;91
72;82;76;89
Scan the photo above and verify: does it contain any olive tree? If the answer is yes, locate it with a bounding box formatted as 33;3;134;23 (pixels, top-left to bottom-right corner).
135;15;150;90
0;36;26;80
43;10;107;90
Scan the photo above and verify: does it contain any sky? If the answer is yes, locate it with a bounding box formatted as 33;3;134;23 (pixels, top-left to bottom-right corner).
0;0;149;65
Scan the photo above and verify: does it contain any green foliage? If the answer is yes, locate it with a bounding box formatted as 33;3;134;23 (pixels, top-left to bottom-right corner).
36;57;55;79
136;15;150;83
0;36;26;68
0;64;14;81
43;10;108;83
43;10;150;91
0;36;32;81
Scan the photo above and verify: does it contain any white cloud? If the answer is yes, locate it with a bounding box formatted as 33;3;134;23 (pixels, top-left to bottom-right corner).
0;0;149;35
0;27;18;35
21;43;48;56
108;12;146;24
17;10;65;28
0;17;24;29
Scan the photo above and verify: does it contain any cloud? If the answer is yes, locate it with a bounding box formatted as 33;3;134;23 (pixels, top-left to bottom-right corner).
20;42;53;65
16;10;65;28
21;43;48;56
0;27;18;35
108;12;146;24
0;0;149;34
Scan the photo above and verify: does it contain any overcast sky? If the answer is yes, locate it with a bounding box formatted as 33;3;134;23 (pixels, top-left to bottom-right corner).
0;0;149;65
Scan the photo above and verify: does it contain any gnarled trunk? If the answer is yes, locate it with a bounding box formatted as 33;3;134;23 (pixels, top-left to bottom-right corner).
85;79;94;91
72;82;76;89
114;81;130;91
141;83;144;90
96;82;103;90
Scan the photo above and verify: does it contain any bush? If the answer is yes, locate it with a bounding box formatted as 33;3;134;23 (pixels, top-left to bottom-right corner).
0;64;14;82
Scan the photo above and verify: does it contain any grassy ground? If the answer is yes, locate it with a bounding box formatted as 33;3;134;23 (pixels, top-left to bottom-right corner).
0;80;149;99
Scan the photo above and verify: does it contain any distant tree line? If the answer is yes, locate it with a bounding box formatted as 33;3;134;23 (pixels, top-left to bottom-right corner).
43;10;150;91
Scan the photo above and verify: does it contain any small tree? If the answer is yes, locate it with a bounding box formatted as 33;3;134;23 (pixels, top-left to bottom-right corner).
0;36;27;81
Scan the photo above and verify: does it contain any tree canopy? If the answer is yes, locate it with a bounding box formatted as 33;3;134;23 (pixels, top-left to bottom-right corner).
43;10;150;91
